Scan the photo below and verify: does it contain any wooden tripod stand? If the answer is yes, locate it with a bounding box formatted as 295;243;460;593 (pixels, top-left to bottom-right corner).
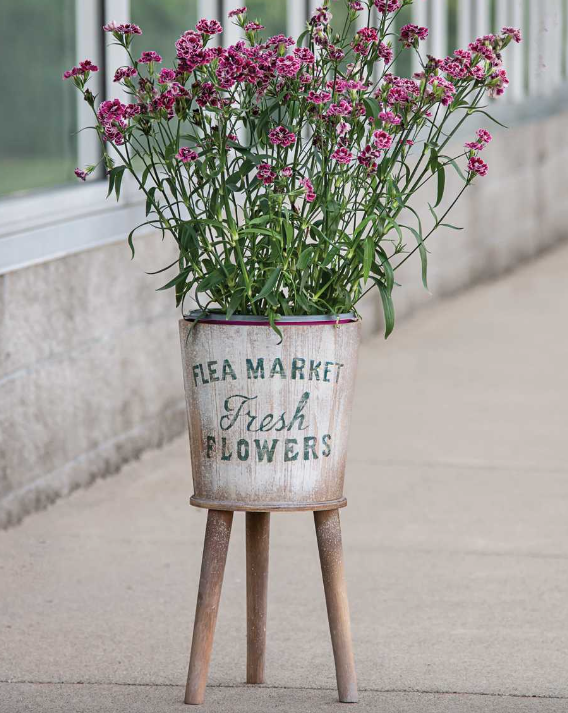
184;508;358;705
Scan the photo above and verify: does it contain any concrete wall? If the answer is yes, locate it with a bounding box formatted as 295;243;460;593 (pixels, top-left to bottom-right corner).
1;106;567;528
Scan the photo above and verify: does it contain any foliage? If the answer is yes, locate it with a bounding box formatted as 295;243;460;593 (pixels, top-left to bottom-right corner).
65;1;521;335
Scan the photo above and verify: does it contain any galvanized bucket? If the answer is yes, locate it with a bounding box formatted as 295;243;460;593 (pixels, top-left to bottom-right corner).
179;313;361;512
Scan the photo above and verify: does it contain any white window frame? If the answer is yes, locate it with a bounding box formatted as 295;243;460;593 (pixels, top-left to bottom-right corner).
1;0;567;276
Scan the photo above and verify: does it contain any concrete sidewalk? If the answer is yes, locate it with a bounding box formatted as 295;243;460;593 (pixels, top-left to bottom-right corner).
2;245;568;712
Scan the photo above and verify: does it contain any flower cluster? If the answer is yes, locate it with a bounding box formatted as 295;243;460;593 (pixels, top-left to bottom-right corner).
65;2;521;334
399;24;428;49
63;60;98;81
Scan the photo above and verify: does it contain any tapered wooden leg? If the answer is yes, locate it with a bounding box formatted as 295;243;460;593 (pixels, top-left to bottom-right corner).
314;509;358;704
246;512;270;684
185;509;233;705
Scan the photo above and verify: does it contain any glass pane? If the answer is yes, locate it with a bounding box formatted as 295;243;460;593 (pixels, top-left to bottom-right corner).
0;0;77;198
131;0;198;66
245;0;287;39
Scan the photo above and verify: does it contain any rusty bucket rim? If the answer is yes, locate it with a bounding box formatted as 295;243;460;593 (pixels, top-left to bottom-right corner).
183;311;358;327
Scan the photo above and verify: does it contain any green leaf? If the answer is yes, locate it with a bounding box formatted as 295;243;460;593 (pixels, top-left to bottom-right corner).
227;288;245;319
363;235;374;282
145;186;157;216
297;247;314;270
157;266;190;292
406;226;429;290
434;165;446;208
114;165;126;202
377;281;395;339
440;223;464;230
254;267;281;303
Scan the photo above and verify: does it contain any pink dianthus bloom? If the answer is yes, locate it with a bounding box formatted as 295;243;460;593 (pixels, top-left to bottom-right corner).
331;147;354;164
257;163;277;185
245;22;264;31
268;126;296;148
281;167;293;178
276;55;302;78
307;90;332;104
372;129;393;150
350;2;364;9
176;147;199;163
74;168;88;181
300;177;316;202
228;7;247;18
196;19;223;35
311;6;332;25
139;51;162;64
294;47;315;64
477;128;492;144
104;22;142;35
379;110;401;125
114;66;137;82
399;24;428;49
464;141;485;152
468;156;488;177
63;60;99;79
502;27;522;44
374;0;401;13
158;68;176;84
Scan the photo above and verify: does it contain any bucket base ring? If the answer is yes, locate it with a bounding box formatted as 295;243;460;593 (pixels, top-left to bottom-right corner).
189;495;347;512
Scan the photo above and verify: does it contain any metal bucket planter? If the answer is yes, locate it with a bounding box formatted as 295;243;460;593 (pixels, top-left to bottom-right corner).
179;313;361;512
179;313;361;706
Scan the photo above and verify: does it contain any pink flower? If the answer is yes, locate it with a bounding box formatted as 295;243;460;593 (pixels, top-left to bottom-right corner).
377;42;394;64
468;156;488;177
98;98;126;123
281;167;293;178
268;126;296;148
358;145;380;171
374;0;401;13
428;75;456;106
488;68;509;97
228;133;238;142
337;121;349;136
196;82;220;107
294;47;315;64
74;168;88;181
502;27;522;44
114;66;137;82
352;27;378;56
477;128;493;144
331;147;354;164
379;110;401;125
139;51;162;64
350;2;364;10
300;178;316;202
228;7;247;18
372;129;393;150
176;147;199;163
196;19;223;35
158;68;176;84
104;23;142;35
63;60;99;80
464;141;485;152
245;22;264;31
307;90;332;104
257;163;277;185
276;55;302;78
399;24;428;49
327;45;346;62
311;6;332;25
327;99;353;117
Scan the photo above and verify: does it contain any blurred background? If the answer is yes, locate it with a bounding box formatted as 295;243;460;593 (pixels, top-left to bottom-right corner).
0;0;567;527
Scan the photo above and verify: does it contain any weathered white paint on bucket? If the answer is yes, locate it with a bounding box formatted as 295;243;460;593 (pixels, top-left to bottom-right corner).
179;314;361;511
